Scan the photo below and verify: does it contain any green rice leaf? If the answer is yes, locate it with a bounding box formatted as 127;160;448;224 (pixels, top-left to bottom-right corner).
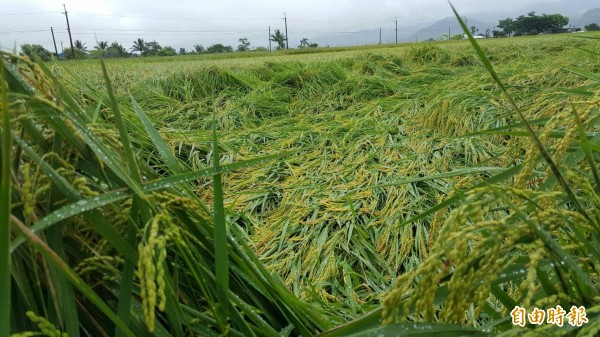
0;50;12;337
212;116;230;330
342;323;493;337
11;217;137;337
130;95;183;174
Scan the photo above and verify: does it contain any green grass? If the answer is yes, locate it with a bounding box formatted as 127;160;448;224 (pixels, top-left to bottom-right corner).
2;25;600;336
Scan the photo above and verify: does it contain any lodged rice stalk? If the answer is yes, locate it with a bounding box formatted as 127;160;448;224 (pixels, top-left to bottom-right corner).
56;33;600;318
3;50;329;336
380;11;600;335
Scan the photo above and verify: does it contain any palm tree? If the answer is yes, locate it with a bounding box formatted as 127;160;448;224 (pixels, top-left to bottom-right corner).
131;38;146;55
270;29;286;50
74;40;87;51
298;38;308;48
107;42;129;58
94;41;108;51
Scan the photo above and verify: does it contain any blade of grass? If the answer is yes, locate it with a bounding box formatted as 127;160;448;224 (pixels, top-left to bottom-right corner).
344;322;493;337
562;66;600;82
115;206;138;337
10;216;137;337
397;165;522;229
0;52;12;337
100;59;144;188
45;133;80;337
100;59;150;337
130;95;182;174
11;149;292;252
212;116;229;330
457;117;550;138
354;167;504;191
316;308;382;337
571;103;600;190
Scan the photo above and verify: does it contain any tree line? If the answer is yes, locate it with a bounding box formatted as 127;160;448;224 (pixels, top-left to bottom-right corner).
435;11;599;41
19;31;319;61
494;11;574;36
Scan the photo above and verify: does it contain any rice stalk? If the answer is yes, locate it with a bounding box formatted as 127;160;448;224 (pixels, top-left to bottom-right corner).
0;50;12;337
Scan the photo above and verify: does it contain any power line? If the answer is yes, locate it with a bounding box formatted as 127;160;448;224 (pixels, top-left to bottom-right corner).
0;12;57;16
0;29;54;33
71;27;270;33
70;12;278;21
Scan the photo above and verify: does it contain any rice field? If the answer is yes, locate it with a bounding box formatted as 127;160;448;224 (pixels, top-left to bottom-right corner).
2;28;600;337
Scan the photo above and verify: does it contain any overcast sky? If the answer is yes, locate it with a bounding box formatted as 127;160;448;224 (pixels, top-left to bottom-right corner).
0;0;593;52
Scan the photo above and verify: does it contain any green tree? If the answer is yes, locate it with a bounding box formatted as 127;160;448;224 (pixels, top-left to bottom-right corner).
144;41;162;56
206;44;233;53
131;38;146;55
470;26;478;34
497;18;515;36
237;37;250;52
585;23;600;31
298;38;309;48
499;12;569;36
194;44;205;53
20;44;53;61
63;47;87;59
90;41;109;58
94;41;108;51
270;29;286;50
158;46;177;56
179;48;187;55
106;42;129;58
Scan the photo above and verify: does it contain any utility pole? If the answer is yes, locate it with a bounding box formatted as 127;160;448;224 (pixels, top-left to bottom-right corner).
379;27;382;44
62;4;75;58
283;12;289;49
448;26;451;40
268;26;272;51
395;17;398;44
50;27;58;57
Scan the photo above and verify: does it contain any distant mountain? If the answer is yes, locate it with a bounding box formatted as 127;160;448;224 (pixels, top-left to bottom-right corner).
312;24;429;47
311;2;598;48
459;1;598;29
571;8;600;28
530;0;599;18
412;17;494;41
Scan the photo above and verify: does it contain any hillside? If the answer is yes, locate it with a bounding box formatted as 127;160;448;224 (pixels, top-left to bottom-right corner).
572;7;600;27
412;16;494;40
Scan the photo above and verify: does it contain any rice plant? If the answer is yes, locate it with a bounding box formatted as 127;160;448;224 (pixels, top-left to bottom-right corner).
2;51;329;336
3;6;600;336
